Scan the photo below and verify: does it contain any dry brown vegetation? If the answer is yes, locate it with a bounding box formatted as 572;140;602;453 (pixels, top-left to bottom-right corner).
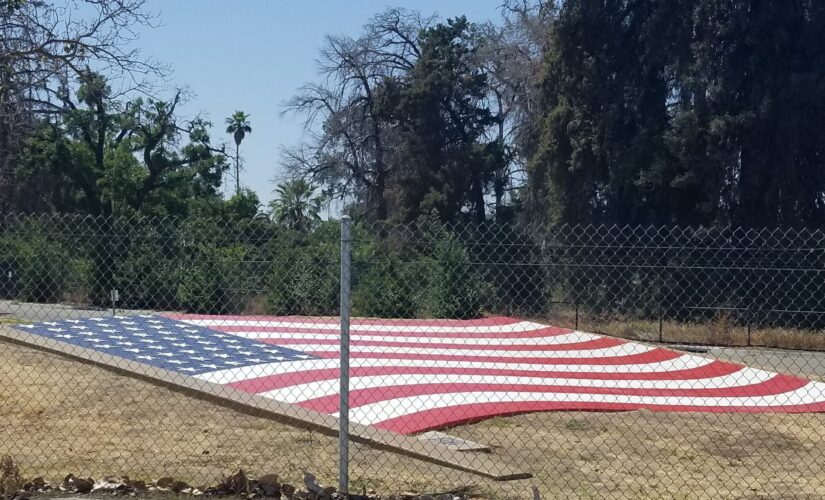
3;340;825;499
542;309;825;352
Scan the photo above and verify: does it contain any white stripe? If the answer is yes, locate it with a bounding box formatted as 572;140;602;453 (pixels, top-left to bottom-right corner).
279;342;652;358
260;368;777;403
223;331;601;345
341;381;825;425
195;354;714;384
181;319;550;334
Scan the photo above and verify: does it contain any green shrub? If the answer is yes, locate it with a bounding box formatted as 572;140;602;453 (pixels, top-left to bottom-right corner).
352;254;419;318
110;223;182;310
416;216;492;319
177;245;249;314
265;222;339;316
0;218;91;303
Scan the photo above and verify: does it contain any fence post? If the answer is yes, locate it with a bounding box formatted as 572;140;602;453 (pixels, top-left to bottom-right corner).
338;215;352;495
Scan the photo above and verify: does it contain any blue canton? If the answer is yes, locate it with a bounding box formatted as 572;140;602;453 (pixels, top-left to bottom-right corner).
15;315;318;375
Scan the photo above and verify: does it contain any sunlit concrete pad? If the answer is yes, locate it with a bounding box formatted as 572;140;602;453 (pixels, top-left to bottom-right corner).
417;432;491;452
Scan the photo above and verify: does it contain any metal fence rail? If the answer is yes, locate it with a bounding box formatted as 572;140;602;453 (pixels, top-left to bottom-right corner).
1;212;825;498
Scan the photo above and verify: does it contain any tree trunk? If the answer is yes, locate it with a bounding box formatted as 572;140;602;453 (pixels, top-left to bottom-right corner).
0;120;16;215
235;144;241;195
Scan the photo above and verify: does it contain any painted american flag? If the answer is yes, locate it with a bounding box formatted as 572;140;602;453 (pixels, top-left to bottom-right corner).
13;314;825;434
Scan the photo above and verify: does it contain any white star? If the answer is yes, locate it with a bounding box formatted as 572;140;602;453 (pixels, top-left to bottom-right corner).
136;355;155;360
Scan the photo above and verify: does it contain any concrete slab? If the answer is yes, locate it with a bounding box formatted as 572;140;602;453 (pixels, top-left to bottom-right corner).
417;432;491;452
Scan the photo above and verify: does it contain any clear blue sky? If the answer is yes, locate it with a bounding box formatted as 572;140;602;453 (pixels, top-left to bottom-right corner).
137;1;504;205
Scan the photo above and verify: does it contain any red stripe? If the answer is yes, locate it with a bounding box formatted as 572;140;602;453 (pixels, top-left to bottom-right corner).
167;314;521;327
258;336;624;351
308;348;682;365
296;374;808;414
227;360;744;394
210;325;574;339
373;399;825;434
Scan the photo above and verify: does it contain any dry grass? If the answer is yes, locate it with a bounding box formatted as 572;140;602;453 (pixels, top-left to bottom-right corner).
3;340;825;499
541;309;825;351
0;341;477;495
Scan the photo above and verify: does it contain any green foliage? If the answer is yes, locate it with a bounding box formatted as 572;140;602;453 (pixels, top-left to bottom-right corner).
177;245;248;314
416;216;491;319
386;17;502;223
352;237;419;318
529;0;825;227
265;222;340;316
269;179;323;231
108;218;180;310
223;189;261;220
225;111;252;147
0;218;90;303
353;215;492;319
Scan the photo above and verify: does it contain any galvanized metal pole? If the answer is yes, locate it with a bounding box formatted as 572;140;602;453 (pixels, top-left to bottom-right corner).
338;215;352;495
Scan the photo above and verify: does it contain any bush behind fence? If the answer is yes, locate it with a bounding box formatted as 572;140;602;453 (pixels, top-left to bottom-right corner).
1;213;824;340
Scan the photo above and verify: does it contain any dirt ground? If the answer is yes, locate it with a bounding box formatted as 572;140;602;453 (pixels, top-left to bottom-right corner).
2;341;825;499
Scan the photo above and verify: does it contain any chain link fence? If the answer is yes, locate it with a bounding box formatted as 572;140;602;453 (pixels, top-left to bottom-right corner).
2;213;825;498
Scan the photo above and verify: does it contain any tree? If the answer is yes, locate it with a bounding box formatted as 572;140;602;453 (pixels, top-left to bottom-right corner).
386;16;501;223
0;0;164;213
285;10;506;224
282;9;433;221
13;74;230;217
474;2;556;221
526;0;825;228
269;178;324;231
225;111;251;195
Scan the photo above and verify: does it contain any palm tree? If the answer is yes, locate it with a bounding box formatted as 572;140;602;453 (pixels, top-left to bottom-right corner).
225;111;251;194
269;178;323;231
